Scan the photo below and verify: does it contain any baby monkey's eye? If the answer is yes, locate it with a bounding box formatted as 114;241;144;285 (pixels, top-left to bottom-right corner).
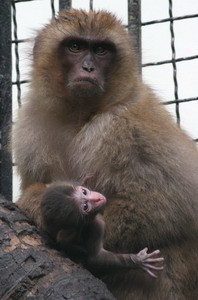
83;201;89;211
82;188;87;195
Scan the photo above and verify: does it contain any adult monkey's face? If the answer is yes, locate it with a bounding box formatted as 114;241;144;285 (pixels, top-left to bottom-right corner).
32;9;137;106
61;37;116;99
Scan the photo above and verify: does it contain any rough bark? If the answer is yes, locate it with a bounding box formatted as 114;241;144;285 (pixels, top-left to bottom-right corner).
0;195;115;300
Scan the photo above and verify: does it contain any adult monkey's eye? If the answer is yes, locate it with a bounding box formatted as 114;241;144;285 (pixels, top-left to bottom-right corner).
69;42;81;52
82;188;87;195
83;201;89;211
95;45;107;55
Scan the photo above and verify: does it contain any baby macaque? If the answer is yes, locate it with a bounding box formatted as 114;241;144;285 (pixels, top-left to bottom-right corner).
41;182;164;278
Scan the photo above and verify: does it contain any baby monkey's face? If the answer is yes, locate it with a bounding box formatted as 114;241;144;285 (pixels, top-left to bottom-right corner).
73;186;107;215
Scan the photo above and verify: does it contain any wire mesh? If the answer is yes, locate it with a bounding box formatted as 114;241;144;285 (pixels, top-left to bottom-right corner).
11;0;58;109
141;0;198;130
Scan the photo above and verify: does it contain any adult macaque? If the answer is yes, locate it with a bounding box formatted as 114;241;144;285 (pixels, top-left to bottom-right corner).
41;182;164;278
13;9;198;300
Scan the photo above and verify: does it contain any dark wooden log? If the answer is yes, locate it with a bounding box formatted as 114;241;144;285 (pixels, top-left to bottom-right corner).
0;195;116;300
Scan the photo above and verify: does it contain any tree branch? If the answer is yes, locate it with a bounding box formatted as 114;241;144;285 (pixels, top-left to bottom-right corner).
0;195;115;300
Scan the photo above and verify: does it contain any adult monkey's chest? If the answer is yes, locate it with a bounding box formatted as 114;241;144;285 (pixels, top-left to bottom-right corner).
71;113;109;150
65;113;115;182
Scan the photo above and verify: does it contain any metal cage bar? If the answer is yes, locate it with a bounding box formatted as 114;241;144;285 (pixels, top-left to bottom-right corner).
128;0;142;67
59;0;71;10
168;0;180;124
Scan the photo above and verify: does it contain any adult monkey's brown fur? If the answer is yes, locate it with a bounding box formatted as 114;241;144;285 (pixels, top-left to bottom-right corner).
13;9;198;300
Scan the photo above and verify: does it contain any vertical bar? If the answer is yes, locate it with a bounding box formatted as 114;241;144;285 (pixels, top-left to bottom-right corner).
169;0;180;125
59;0;71;10
51;0;56;17
128;0;142;68
12;1;21;107
90;0;93;10
0;0;12;200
